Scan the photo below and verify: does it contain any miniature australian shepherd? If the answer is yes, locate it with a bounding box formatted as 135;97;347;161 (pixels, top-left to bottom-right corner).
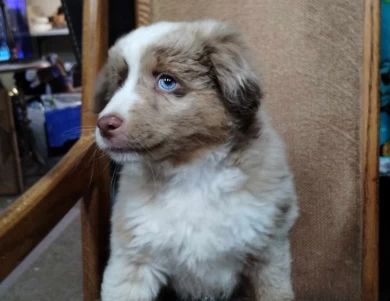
94;20;298;301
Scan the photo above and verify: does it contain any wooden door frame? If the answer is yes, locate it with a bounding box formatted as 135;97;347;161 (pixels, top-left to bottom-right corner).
362;1;380;300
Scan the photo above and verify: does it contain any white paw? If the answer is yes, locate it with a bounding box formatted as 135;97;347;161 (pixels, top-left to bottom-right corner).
101;280;156;301
101;259;165;301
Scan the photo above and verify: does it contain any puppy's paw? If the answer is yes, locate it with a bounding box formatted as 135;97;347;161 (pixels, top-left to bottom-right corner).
101;258;164;301
101;281;156;301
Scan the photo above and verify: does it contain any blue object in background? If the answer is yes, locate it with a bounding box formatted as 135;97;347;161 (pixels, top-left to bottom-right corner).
381;112;390;146
380;61;390;108
44;105;81;148
381;1;390;61
380;0;390;154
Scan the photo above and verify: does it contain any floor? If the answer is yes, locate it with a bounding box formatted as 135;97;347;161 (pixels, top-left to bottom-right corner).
0;151;83;301
0;206;83;301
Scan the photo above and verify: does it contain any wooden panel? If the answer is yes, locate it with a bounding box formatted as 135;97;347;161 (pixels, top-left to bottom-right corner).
362;0;380;300
0;90;23;195
0;138;95;281
136;0;151;27
81;155;111;301
81;0;108;129
81;0;111;300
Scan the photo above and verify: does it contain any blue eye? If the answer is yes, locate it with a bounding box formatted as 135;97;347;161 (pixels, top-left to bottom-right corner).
158;74;177;91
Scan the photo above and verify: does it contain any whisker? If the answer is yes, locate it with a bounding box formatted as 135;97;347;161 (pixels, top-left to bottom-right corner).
61;126;96;136
70;140;95;173
110;164;120;201
88;146;99;166
101;158;111;174
133;140;153;157
147;160;157;192
88;152;96;188
192;136;206;146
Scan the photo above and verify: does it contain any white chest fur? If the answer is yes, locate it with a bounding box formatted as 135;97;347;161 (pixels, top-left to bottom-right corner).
112;155;276;298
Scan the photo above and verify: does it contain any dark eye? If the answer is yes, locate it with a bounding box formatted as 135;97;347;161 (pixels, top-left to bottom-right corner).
117;65;129;87
157;74;177;91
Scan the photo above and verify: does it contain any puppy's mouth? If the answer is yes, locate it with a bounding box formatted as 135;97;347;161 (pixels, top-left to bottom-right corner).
107;147;136;154
106;141;164;155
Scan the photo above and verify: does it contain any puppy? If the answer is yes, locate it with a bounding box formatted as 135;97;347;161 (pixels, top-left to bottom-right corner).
94;20;298;301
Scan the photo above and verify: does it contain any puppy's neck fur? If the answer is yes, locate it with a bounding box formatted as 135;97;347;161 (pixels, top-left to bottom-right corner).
134;145;229;187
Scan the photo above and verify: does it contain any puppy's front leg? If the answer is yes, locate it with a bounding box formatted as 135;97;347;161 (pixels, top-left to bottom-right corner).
101;255;166;301
256;238;294;301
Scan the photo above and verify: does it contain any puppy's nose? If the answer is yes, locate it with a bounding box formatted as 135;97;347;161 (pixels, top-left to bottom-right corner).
97;115;123;138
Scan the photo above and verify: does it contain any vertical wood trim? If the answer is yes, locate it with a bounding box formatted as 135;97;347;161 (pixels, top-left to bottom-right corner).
362;0;380;300
136;0;151;27
7;93;24;193
81;0;111;300
81;0;109;130
81;155;111;301
1;90;23;194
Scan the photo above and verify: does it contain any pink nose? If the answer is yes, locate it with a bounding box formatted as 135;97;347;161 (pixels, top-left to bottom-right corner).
97;115;123;139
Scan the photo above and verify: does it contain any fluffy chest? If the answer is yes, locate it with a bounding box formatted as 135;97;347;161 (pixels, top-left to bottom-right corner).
116;161;274;263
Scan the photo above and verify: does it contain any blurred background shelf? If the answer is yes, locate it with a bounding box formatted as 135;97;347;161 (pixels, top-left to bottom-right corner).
31;27;68;37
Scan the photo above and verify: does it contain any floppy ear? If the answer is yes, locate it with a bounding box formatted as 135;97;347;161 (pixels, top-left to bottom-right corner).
94;47;129;114
93;63;109;114
208;24;262;130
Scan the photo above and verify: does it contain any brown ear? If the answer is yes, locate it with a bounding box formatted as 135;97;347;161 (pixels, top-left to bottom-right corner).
94;63;109;114
93;47;129;114
207;23;262;131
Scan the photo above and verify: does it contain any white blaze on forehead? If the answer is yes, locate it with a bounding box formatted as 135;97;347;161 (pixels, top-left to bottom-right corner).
99;22;182;120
